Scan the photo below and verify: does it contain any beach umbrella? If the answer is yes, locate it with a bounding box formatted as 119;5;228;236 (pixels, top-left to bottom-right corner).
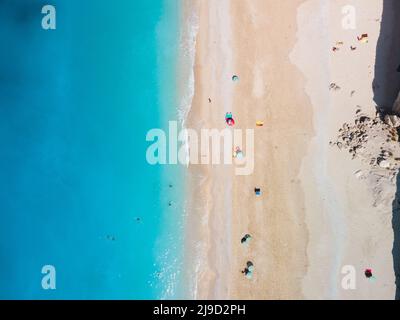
241;234;252;244
365;269;373;278
225;112;235;126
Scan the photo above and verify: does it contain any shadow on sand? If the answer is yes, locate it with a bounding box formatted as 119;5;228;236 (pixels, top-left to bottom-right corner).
373;0;400;300
373;0;400;112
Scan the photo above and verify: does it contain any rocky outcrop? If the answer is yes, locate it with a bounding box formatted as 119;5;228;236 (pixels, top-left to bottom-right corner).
331;111;400;167
393;91;400;116
331;111;400;207
385;113;400;128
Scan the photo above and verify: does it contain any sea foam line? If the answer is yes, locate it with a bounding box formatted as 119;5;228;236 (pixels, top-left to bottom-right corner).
177;0;203;299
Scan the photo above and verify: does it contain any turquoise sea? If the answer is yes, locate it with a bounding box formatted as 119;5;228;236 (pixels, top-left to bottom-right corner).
0;0;185;299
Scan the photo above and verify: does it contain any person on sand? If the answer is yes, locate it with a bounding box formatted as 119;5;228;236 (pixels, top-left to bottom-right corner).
241;262;254;279
234;147;243;159
365;269;373;279
241;234;252;244
225;112;235;126
242;268;250;275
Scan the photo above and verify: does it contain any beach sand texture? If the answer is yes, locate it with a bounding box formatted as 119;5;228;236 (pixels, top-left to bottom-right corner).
185;0;397;299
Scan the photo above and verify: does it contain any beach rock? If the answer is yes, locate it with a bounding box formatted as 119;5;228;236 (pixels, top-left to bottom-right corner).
384;114;400;128
354;170;364;179
392;91;400;115
333;110;400;174
359;116;371;124
329;83;341;91
382;150;392;158
384;115;391;126
378;159;391;169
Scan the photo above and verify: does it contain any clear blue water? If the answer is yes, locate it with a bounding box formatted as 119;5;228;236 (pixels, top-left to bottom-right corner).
0;0;183;299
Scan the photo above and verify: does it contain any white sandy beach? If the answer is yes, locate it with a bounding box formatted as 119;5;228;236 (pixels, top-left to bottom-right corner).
184;0;397;299
292;0;395;299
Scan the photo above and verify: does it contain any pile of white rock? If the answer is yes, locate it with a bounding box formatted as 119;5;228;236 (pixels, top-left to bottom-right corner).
331;111;400;171
331;110;400;208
